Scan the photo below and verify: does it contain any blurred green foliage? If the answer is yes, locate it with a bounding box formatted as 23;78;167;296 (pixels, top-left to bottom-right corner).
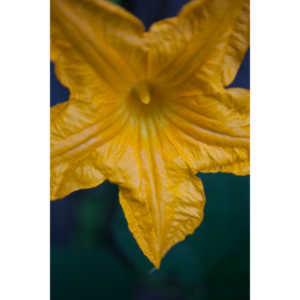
51;173;249;300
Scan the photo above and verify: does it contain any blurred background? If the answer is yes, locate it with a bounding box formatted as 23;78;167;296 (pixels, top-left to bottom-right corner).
51;1;250;299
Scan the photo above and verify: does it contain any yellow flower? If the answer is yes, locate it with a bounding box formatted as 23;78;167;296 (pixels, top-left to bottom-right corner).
51;0;250;268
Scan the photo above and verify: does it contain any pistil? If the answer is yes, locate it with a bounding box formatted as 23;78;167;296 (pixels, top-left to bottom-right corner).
133;81;151;105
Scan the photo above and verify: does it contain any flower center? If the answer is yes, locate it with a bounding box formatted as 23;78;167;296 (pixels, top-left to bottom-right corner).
126;80;173;118
132;81;151;105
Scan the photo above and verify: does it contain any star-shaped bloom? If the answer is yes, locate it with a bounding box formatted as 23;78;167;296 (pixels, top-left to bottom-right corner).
51;0;250;268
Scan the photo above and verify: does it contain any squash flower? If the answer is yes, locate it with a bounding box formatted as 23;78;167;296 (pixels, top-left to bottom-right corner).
51;0;250;268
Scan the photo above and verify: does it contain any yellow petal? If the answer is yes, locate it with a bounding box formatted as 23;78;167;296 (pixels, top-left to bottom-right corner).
147;0;249;88
163;87;250;175
91;114;205;268
51;0;147;100
220;1;250;86
51;98;128;200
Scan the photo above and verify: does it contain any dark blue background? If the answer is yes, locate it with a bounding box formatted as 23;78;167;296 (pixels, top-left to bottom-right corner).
51;1;250;300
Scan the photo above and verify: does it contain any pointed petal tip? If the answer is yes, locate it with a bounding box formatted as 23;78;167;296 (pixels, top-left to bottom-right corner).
148;256;161;270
